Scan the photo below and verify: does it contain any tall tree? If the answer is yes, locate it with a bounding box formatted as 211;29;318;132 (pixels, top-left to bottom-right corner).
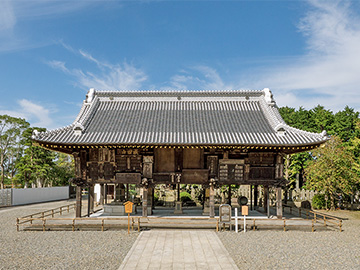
49;153;75;186
333;106;359;142
304;136;359;210
311;105;335;134
16;127;55;188
0;115;29;189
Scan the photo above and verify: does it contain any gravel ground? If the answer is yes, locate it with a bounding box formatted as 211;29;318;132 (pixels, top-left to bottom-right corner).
0;200;138;270
218;210;360;270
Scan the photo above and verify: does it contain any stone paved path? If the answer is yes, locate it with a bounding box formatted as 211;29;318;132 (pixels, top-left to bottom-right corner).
119;230;239;270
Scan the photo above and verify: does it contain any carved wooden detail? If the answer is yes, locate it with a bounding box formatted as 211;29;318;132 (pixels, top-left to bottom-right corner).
116;155;141;172
143;156;153;178
182;169;209;184
207;156;218;177
115;173;141;184
249;167;275;180
248;153;275;166
218;159;244;183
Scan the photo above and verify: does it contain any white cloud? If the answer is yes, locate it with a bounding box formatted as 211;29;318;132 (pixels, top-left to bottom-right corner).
0;0;16;32
0;1;100;52
0;99;54;128
47;60;69;73
252;0;360;112
48;47;148;91
166;66;233;91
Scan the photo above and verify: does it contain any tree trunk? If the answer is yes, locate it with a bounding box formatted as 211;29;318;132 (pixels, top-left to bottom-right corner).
1;164;5;189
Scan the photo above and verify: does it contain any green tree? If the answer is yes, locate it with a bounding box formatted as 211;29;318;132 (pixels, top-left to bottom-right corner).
333;106;359;142
16;127;55;188
49;153;74;186
0;115;29;189
304;136;359;210
311;105;335;134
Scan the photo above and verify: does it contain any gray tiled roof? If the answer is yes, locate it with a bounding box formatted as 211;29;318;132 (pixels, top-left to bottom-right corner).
32;89;329;146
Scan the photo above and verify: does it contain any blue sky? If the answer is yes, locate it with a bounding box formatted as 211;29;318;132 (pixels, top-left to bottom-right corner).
1;0;360;129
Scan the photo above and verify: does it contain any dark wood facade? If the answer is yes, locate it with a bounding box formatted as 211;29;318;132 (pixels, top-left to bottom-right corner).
33;89;329;219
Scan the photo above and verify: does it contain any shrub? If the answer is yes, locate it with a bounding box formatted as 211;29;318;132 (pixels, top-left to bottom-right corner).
312;194;327;209
154;193;159;202
180;191;192;202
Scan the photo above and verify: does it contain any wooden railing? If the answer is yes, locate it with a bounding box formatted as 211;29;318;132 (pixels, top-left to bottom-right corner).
16;203;76;231
221;217;315;232
283;204;342;232
16;216;139;232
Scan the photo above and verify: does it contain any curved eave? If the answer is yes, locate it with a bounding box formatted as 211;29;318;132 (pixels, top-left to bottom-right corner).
34;139;328;154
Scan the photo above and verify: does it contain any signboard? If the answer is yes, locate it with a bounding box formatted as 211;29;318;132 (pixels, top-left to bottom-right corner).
124;201;134;214
124;201;134;234
219;204;232;223
241;205;249;216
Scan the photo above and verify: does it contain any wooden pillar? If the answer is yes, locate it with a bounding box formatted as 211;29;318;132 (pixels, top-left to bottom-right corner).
89;184;94;216
152;188;155;209
142;187;148;217
105;184;108;204
209;183;215;218
100;184;104;205
254;185;258;209
126;184;130;201
264;186;270;218
250;185;253;211
75;186;82;218
177;184;180;201
276;187;283;219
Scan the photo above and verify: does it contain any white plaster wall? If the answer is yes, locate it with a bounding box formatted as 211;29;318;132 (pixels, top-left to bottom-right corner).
12;186;69;206
95;184;101;203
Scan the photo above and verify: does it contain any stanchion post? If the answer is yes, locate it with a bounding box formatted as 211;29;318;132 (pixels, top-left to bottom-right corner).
244;215;246;233
235;208;238;233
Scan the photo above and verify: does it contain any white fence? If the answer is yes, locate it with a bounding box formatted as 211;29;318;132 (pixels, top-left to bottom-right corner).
0;186;69;207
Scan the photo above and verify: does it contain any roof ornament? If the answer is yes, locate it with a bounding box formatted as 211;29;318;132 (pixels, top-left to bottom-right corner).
321;130;328;139
73;122;84;136
31;129;40;139
275;124;287;136
86;88;96;103
263;88;275;106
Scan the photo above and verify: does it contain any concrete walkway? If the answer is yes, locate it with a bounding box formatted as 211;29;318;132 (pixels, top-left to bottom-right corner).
119;230;239;270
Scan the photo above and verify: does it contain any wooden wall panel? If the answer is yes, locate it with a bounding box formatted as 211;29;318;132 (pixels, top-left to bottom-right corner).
249;167;275;180
154;149;175;172
183;149;202;169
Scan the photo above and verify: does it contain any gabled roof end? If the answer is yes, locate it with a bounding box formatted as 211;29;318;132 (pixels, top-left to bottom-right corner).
85;88;96;103
263;88;276;106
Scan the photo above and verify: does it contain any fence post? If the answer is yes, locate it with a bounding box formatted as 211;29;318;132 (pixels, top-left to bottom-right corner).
283;219;286;232
16;218;19;232
52;210;54;218
312;220;314;232
339;220;342;232
42;219;46;232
